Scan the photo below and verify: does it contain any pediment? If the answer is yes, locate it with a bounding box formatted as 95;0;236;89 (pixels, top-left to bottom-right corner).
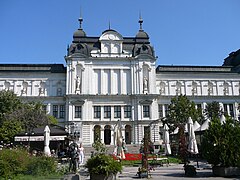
71;100;85;105
99;31;123;41
139;100;153;105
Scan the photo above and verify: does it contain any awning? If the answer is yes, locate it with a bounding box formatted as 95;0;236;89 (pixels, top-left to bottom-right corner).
14;135;67;142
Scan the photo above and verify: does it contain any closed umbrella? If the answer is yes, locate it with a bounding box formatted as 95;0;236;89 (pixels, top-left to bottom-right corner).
113;121;125;159
44;125;51;156
163;124;171;155
187;117;198;154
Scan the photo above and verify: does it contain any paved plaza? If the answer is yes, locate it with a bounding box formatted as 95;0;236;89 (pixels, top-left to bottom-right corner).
62;159;240;180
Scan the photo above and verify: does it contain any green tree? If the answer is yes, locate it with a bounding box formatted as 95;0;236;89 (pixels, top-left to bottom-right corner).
202;117;240;167
0;90;52;143
6;101;50;132
165;94;202;132
165;95;202;164
204;101;222;120
0;90;22;125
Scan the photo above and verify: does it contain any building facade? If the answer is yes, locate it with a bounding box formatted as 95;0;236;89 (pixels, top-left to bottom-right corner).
0;17;240;146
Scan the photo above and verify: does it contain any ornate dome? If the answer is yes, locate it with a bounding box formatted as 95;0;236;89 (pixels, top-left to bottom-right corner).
73;29;86;38
136;30;149;39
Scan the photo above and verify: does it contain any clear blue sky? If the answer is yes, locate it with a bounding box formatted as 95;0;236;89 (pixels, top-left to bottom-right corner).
0;0;239;66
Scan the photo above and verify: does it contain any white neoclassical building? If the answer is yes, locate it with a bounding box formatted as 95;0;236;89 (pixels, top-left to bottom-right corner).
0;17;240;146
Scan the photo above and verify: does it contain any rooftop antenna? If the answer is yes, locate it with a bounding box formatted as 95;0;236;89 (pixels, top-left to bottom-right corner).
138;11;143;31
78;7;83;29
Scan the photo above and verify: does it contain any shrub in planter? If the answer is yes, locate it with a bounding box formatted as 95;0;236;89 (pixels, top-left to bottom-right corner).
85;140;122;180
202;116;240;176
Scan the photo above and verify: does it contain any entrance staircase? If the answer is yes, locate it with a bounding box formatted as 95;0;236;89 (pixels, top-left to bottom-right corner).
84;144;141;156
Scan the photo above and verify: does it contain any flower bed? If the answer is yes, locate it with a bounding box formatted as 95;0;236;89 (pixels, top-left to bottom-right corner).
112;153;142;161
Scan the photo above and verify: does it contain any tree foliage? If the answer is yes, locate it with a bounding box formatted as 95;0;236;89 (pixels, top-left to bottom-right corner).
204;101;222;120
0;90;51;143
202;117;240;167
165;94;202;132
0;90;22;125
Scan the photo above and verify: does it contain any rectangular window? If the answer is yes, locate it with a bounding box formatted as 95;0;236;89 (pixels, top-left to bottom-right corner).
114;106;121;118
104;106;111;118
53;105;58;118
164;104;169;117
143;105;150;118
124;105;131;118
223;104;228;114
229;104;234;117
59;105;65;118
94;106;101;118
75;106;82;118
158;104;163;118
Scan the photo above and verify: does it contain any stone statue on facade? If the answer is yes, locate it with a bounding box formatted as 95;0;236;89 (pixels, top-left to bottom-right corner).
143;76;148;92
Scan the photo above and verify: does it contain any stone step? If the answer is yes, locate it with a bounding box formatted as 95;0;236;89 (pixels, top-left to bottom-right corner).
83;144;141;156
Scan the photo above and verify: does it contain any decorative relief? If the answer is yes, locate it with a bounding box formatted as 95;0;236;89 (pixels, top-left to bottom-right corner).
207;81;214;96
4;81;10;90
176;81;182;95
159;81;166;95
192;81;198;96
21;81;28;95
223;81;229;95
39;81;46;96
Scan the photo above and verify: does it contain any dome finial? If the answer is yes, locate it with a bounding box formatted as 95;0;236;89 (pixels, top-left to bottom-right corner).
78;7;83;29
138;11;143;30
108;20;111;30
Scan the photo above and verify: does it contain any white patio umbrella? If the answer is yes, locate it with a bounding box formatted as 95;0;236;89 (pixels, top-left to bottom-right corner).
200;119;211;131
163;124;171;155
187;117;198;154
220;114;226;125
193;121;201;131
113;121;125;159
43;125;51;156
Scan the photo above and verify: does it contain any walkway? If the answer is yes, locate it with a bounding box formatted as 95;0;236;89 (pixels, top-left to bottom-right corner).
61;158;239;180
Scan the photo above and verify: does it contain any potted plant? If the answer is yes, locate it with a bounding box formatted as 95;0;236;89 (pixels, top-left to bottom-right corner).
202;116;240;177
85;140;122;180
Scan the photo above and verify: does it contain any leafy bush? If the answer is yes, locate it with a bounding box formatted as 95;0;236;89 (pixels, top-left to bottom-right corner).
0;148;30;179
26;156;57;176
0;148;61;179
85;139;122;176
85;153;122;176
202;117;240;167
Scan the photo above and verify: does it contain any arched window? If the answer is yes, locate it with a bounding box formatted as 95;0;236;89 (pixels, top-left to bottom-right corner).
94;125;101;142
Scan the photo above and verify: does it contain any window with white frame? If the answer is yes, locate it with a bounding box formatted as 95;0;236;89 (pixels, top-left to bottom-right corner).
59;105;65;118
75;106;82;118
143;105;150;118
53;105;58;118
158;104;163;118
114;106;121;118
94;106;101;118
104;106;111;118
124;105;131;118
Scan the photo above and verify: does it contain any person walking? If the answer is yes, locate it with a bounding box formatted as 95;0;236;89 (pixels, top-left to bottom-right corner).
68;142;78;173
